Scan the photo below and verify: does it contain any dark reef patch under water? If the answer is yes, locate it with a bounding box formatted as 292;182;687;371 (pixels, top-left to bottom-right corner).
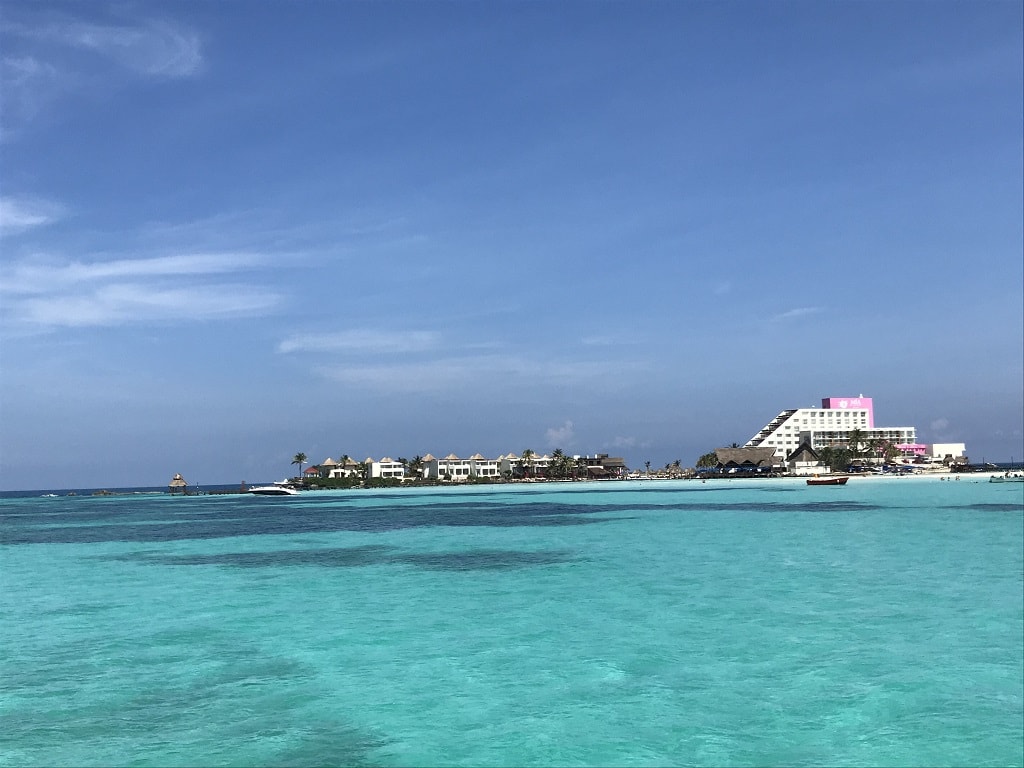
101;545;580;571
0;493;884;546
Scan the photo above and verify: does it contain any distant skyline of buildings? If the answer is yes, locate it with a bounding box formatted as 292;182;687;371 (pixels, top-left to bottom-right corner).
291;394;968;483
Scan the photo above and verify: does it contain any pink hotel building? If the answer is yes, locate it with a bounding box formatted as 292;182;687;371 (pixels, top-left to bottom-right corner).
744;395;923;461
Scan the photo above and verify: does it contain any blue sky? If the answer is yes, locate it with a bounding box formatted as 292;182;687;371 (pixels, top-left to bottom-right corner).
1;1;1022;490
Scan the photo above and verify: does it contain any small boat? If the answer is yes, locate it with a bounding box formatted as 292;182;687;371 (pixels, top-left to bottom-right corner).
989;474;1024;483
248;481;300;496
806;476;849;486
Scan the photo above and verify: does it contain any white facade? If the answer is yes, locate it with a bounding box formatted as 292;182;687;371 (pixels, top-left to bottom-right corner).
369;457;406;480
423;454;473;480
746;397;917;461
417;452;556;480
929;443;966;460
327;457;360;478
468;454;502;478
499;452;550;477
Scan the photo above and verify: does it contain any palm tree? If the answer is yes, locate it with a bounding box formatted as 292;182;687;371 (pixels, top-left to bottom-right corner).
338;454;352;478
550;448;567;479
881;441;898;464
521;449;535;479
644;460;651;476
410;455;424;480
574;456;587;480
818;446;835;471
292;452;307;479
696;451;718;469
847;429;865;459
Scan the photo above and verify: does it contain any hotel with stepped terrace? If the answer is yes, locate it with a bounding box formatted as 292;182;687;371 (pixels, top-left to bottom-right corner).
745;395;963;464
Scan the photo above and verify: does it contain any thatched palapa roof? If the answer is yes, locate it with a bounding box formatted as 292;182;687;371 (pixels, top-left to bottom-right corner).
714;447;777;467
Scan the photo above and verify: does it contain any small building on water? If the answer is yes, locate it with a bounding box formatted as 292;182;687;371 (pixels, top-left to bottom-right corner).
168;473;188;494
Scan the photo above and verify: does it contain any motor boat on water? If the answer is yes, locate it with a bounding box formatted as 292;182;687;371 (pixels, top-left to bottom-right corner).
806;476;849;486
248;481;301;496
989;473;1024;483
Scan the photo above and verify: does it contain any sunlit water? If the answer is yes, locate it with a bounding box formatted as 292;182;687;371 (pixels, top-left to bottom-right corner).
2;477;1021;767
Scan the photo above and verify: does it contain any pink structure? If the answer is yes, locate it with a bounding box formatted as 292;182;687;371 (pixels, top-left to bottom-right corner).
821;396;874;428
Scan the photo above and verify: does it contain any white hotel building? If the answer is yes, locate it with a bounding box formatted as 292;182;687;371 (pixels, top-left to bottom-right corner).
745;395;920;461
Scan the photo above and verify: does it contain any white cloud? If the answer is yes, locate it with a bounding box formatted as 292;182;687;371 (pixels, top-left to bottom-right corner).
277;330;440;355
771;307;822;322
580;334;630;346
1;12;202;139
0;56;61;130
608;436;638;449
14;283;279;327
2;253;267;295
545;420;575;449
1;252;280;329
10;16;203;78
930;418;950;432
0;196;63;234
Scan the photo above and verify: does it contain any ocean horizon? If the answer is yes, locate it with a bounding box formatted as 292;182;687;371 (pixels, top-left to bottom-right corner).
2;477;1021;766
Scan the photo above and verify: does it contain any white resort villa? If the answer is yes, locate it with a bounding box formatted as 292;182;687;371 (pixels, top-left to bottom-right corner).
306;453;628;482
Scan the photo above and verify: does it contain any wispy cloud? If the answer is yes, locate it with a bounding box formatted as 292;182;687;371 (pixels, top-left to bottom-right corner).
277;330;441;355
1;252;280;329
7;15;203;78
1;11;202;139
316;355;633;395
0;196;63;234
771;307;822;322
3;253;267;294
14;283;279;328
0;56;61;130
581;334;631;346
894;43;1021;92
607;436;650;452
545;420;575;449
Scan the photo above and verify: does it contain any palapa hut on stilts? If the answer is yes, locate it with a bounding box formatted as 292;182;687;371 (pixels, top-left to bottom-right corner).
168;473;188;495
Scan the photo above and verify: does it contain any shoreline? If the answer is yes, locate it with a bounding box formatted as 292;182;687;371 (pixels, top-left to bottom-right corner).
5;469;1022;498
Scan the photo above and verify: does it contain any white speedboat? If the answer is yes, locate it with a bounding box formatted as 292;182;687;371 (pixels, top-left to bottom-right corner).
248;482;300;496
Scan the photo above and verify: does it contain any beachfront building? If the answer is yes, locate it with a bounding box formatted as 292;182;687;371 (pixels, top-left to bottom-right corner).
423;454;473;481
468;454;502;479
168;473;188;494
420;453;499;481
574;454;629;479
368;457;406;480
326;457;360;479
498;452;552;479
746;395;918;462
709;447;781;474
929;443;967;462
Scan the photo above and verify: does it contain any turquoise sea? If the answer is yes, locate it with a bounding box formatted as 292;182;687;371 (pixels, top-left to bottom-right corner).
2;477;1022;767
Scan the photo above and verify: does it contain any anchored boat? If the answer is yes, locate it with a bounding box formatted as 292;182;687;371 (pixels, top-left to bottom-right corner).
248;481;301;496
806;476;849;486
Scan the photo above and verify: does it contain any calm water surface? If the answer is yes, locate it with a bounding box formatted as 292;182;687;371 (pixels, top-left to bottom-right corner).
2;477;1021;767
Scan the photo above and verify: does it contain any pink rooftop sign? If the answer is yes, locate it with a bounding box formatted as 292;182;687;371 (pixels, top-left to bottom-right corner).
821;396;874;428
